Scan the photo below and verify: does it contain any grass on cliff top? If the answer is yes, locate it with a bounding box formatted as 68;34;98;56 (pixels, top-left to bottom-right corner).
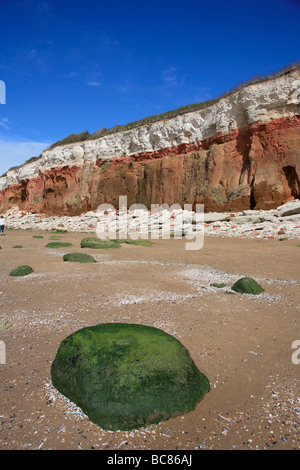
51;323;210;431
47;61;300;151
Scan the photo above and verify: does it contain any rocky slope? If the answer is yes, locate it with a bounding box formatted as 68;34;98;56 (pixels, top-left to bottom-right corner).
0;69;300;215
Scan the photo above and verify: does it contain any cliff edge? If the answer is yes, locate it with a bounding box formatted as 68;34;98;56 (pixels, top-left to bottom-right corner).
1;69;299;215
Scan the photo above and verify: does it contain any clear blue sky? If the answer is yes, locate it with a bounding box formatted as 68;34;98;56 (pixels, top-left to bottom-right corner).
0;0;299;175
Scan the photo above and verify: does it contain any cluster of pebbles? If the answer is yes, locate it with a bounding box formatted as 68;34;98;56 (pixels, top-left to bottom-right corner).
2;199;300;240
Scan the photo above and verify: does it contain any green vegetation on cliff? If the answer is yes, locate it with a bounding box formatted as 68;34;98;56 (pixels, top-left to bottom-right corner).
48;61;300;151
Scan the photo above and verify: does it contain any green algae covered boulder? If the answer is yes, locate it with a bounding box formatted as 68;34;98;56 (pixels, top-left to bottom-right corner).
231;277;264;295
81;237;120;249
63;252;97;263
9;265;34;277
51;323;210;431
46;242;73;248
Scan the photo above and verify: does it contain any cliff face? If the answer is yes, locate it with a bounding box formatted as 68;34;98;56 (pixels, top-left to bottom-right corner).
1;70;300;215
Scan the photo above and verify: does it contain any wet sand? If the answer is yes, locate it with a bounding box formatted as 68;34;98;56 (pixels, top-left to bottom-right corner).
0;230;299;450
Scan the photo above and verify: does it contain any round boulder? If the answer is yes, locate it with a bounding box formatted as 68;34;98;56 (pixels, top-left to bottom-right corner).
231;276;264;294
51;323;210;430
9;265;34;277
63;252;96;263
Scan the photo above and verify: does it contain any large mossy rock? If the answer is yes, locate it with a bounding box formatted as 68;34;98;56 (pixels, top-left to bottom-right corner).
81;237;120;249
51;323;210;431
63;252;97;263
9;265;34;277
231;277;265;295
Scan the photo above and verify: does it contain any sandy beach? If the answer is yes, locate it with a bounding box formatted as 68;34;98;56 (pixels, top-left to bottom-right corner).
0;229;299;450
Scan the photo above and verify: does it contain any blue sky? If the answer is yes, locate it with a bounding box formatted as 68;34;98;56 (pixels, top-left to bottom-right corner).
0;0;299;176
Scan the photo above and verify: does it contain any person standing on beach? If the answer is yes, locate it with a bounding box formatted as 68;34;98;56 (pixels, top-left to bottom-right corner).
0;216;5;235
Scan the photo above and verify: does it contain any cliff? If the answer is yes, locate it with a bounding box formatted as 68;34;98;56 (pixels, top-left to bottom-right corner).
1;69;300;215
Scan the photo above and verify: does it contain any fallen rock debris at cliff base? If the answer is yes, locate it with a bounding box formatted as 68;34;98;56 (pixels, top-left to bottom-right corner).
2;199;300;240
